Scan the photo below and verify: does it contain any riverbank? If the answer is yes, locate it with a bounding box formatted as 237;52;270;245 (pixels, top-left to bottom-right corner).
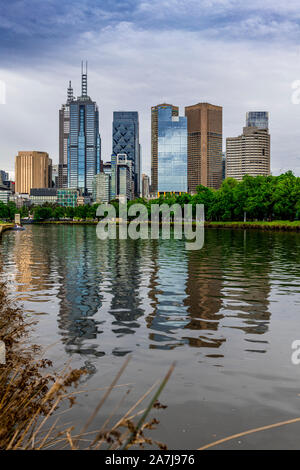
0;224;14;238
204;221;300;231
32;220;300;232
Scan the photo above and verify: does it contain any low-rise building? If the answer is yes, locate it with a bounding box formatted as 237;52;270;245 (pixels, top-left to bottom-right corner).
30;188;57;205
0;188;11;204
57;188;79;207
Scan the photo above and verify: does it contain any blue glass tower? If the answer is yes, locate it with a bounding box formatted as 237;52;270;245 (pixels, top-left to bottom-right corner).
112;111;140;196
68;63;101;195
157;105;187;193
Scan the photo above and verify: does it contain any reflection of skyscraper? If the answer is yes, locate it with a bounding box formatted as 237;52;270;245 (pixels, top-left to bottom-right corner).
146;238;190;349
108;239;145;337
49;226;104;357
68;63;101;195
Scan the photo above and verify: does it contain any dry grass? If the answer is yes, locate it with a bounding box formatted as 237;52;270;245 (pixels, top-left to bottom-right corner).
0;282;172;450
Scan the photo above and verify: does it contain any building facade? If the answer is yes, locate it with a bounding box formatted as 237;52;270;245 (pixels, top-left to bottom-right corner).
111;153;133;201
92;172;111;203
15;151;51;194
226;124;271;181
185;102;223;192
30;188;58;205
57;188;79;207
112;111;140;196
151;103;179;195
142;174;150;199
0;170;9;183
0;188;11;204
246;111;269;130
68;63;101;195
155;104;187;194
59;81;74;188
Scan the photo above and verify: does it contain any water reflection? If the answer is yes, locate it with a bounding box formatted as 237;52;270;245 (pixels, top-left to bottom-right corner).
1;226;300;361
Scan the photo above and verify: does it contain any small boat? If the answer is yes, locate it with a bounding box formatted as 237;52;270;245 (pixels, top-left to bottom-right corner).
12;224;25;231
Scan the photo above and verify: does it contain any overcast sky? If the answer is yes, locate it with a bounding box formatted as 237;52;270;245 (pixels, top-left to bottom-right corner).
0;0;300;179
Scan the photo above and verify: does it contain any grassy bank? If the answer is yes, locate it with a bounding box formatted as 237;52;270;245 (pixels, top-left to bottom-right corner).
204;220;300;231
0;278;170;450
32;219;300;232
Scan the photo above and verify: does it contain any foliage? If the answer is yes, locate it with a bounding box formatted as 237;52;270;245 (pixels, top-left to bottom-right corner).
0;173;299;222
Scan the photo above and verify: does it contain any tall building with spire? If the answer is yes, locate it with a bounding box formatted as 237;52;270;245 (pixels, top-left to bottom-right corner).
59;81;74;188
66;62;101;195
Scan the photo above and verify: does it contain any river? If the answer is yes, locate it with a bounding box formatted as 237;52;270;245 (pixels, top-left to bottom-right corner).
1;225;300;449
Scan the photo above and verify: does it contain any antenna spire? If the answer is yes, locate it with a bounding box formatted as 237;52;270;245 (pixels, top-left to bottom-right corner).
81;60;88;97
67;80;74;104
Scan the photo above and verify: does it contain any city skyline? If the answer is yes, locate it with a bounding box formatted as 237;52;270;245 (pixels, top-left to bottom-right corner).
0;1;300;178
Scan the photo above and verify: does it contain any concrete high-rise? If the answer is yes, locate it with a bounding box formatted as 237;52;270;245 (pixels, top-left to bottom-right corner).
112;112;140;196
185;102;223;192
111;153;133;201
151;103;179;195
226;114;270;180
68;62;101;195
59;81;74;188
142;174;150;199
15;151;51;194
92;172;111;203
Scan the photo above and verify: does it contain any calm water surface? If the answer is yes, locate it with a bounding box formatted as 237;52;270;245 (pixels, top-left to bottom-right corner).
1;225;300;449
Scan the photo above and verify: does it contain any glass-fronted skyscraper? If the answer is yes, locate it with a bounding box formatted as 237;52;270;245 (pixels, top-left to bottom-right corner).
68;63;101;195
246;111;269;130
112;111;140;196
157;105;187;193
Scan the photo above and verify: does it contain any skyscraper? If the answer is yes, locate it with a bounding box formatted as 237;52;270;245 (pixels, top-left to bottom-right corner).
111;153;133;201
68;62;101;195
151;103;179;195
112;111;140;196
226;113;270;180
154;104;187;194
142;174;150;199
0;170;9;183
92;172;111;203
15;151;51;194
59;81;74;188
246;111;269;130
185;102;223;192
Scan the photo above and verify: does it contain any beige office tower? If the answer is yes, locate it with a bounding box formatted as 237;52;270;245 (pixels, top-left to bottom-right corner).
151;103;178;195
142;173;150;199
15;151;51;194
226;127;270;181
185;103;223;192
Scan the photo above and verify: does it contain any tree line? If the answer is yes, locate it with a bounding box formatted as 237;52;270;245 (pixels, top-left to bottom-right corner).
0;172;299;222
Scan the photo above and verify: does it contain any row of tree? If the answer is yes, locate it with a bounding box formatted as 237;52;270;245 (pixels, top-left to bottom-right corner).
0;172;299;222
130;172;300;221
